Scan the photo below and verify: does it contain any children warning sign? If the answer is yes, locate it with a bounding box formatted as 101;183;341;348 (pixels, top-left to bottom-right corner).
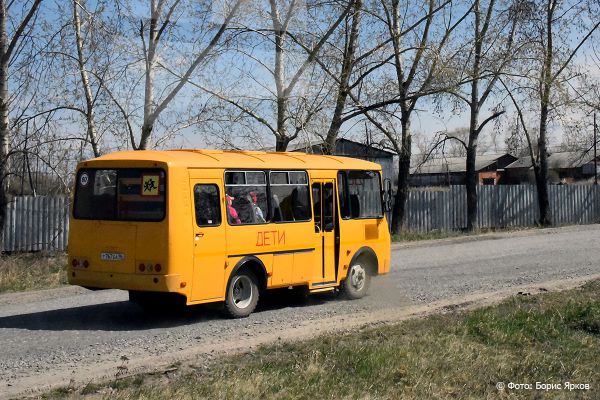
141;175;160;196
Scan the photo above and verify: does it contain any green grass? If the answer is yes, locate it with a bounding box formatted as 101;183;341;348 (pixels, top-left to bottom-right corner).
392;226;533;242
44;280;600;399
0;252;67;293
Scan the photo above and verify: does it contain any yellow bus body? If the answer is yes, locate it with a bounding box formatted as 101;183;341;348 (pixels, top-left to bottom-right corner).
68;149;391;310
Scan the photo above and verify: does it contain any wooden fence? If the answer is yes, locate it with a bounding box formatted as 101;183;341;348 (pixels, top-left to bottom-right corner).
3;196;69;252
2;185;600;251
403;185;600;232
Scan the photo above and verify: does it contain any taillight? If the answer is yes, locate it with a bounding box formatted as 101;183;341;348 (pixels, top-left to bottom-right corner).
83;260;89;268
71;259;79;267
137;262;164;273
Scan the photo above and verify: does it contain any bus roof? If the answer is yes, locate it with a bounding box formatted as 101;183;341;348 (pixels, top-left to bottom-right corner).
87;149;383;171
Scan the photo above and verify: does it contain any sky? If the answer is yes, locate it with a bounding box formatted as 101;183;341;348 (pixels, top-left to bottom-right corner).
20;0;600;158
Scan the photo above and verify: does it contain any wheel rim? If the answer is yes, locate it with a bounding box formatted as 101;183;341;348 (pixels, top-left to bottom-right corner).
231;275;253;309
350;264;366;291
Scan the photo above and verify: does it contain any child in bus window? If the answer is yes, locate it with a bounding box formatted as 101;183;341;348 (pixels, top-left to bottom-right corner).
248;191;265;223
226;194;241;224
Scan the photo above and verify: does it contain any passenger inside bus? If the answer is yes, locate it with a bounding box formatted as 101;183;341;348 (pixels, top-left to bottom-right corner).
226;194;241;224
248;191;265;223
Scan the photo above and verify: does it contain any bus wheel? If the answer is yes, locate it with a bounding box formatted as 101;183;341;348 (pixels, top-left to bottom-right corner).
342;263;371;299
225;270;259;318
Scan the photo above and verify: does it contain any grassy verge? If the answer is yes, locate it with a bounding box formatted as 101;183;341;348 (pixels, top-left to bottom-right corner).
392;226;533;242
46;280;600;399
0;252;67;293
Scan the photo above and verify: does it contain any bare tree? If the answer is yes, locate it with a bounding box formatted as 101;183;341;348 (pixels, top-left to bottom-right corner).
0;0;42;242
137;0;245;149
357;0;469;234
500;0;600;225
321;0;362;154
443;0;526;230
196;1;355;151
72;0;101;157
533;0;600;224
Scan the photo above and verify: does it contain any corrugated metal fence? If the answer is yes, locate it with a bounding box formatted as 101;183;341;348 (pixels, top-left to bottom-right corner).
3;196;69;252
404;185;600;232
2;185;600;251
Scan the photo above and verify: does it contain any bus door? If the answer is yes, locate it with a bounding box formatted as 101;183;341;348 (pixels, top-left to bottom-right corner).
190;179;227;302
311;180;336;285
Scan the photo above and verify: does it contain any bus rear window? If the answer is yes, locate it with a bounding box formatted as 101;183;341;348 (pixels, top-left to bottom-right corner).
74;168;166;221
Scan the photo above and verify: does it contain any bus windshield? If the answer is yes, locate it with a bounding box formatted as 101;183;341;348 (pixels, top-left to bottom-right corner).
73;168;166;221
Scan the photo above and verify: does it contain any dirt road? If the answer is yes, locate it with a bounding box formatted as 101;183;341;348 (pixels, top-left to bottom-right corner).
1;224;600;398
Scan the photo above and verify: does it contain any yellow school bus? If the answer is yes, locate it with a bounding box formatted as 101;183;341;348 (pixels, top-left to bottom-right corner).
68;149;391;317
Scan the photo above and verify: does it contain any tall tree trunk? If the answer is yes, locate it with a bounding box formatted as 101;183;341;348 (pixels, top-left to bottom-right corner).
0;1;9;245
323;0;361;155
140;5;158;151
271;1;288;152
465;0;481;232
73;0;100;157
536;0;553;226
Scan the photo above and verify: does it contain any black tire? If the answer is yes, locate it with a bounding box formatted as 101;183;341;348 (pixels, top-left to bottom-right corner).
342;262;371;299
225;270;259;318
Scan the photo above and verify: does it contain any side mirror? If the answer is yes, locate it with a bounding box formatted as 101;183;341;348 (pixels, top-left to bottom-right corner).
383;178;392;212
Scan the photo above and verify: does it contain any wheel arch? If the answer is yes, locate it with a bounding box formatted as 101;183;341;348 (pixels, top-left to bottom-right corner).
349;246;379;276
228;256;268;291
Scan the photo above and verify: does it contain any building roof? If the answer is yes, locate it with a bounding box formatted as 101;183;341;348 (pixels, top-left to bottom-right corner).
83;149;382;171
505;151;596;170
410;154;514;175
287;138;396;158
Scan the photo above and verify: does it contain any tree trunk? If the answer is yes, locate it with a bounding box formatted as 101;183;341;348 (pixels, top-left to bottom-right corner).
465;0;482;232
391;149;411;234
465;143;478;231
139;123;153;150
391;114;412;234
0;1;9;246
323;0;361;155
536;106;551;225
275;135;290;152
535;0;553;226
73;0;100;157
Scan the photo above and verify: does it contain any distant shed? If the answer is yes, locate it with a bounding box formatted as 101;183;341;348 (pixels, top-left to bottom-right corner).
504;151;600;184
409;153;517;186
288;138;396;183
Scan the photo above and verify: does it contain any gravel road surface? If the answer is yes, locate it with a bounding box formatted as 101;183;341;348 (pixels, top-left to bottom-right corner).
1;224;600;398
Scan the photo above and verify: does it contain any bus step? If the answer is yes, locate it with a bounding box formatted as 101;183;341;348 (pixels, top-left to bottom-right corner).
309;286;336;294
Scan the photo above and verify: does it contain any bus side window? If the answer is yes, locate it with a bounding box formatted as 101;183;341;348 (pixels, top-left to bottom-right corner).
194;184;221;226
312;183;321;232
323;183;334;231
225;171;268;225
270;171;310;223
337;171;351;219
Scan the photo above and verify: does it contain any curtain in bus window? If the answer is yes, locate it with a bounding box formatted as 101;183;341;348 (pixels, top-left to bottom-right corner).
337;171;350;218
323;182;334;231
117;169;166;220
224;171;268;225
270;171;310;222
74;169;165;221
347;170;383;218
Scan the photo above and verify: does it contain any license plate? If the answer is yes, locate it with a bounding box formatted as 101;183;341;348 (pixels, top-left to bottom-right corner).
100;252;125;261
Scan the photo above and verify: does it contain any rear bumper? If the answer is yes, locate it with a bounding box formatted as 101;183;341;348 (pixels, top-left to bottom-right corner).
68;269;184;294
